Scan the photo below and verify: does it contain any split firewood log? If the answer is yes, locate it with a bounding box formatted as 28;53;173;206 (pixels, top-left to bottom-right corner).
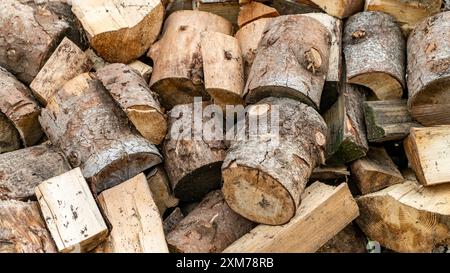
343;11;405;100
146;166;179;216
85;48;109;71
222;97;327;225
193;0;240;24
244;15;331;110
309;0;364;19
163;207;184;235
237;2;279;28
39;73;162;193
0;0;68;84
167;190;255;253
127;60;153;83
269;0;321;15
407;11;450;126
317;224;367;253
71;0;164;63
0;113;21;154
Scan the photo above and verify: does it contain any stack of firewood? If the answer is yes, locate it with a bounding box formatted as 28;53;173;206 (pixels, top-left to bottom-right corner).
1;0;450;253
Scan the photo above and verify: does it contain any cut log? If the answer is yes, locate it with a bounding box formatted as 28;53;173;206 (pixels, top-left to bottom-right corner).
0;200;56;253
0;112;21;154
350;146;403;194
407;12;450;126
364;0;442;35
71;0;164;63
323;83;368;164
35;168;108;253
167;190;255;253
244;15;331;110
85;48;109;71
201;31;245;107
224;182;359;252
163;102;227;201
0;67;43;147
149;10;232;108
0;143;71;201
269;0;322;15
193;0;240;25
96;63;167;145
30;37;92;105
0;0;68;84
235;18;272;80
128;60;153;83
356;179;450;252
311;165;349;184
163;207;184;235
96;173;169;253
39;73;162;193
404;126;450;186
222;97;327;225
147;166;179;216
317;224;367;253
237;2;279;28
302;13;343;112
309;0;364;18
343;11;405;100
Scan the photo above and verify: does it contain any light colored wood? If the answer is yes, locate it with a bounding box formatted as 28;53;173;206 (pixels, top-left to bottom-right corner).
193;0;240;25
350;147;403;194
96;173;169;253
404;126;450;186
147;166;179;216
71;0;164;63
30;37;92;105
356;178;450;252
223;182;359;252
35;168;108;253
201;31;244;107
310;0;364;18
237;2;279;28
128;60;153;83
0;200;56;253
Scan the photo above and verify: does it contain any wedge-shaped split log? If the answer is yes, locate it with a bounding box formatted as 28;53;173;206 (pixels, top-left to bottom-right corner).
309;0;364;19
39;73;162;193
223;182;359;252
237;2;279;28
35;168;108;253
344;11;405;100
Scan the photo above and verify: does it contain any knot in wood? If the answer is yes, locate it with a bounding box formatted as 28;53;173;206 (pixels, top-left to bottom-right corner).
305;48;322;74
67;151;81;167
352;30;366;39
224;50;233;60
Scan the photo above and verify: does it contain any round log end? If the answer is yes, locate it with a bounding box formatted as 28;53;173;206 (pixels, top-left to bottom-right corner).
127;106;167;145
222;164;295;225
348;72;403;100
245;86;318;110
207;88;244;107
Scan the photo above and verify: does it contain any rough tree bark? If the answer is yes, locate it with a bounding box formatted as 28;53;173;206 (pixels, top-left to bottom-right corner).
39;73;162;193
222;97;327;225
0;143;71;201
0;0;68;84
407;12;450;126
344;11;405;100
0;67;43;147
96;63;167;145
244;15;330;110
149;10;232;108
166;190;255;253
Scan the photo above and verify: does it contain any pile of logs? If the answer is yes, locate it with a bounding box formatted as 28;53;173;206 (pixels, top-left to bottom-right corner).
1;0;450;253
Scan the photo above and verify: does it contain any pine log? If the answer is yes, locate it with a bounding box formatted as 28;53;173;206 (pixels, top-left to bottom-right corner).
163;102;227;201
344;11;405;100
364;0;442;35
201;31;245;107
163;207;184;235
128;60;153;83
30;37;92;105
364;100;419;143
85;48;109;71
35;168;108;253
317;224;367;253
39;73;162;193
0;67;43;147
0;200;56;253
404;126;450;186
167;190;255;253
323;83;368;164
222;97;327;225
149;10;232;108
0;143;71;201
356;179;450;252
0;112;21;154
96;63;167;145
96;173;169;253
147;166;179;216
237;2;279;28
193;0;240;25
235;18;272;81
407;12;450;126
71;0;164;63
350;147;403;194
245;15;330;110
0;0;68;84
224;182;359;252
309;0;364;18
